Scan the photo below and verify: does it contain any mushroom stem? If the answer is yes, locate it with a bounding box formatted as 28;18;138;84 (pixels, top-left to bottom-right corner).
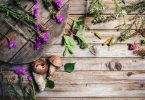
33;72;47;92
48;65;56;77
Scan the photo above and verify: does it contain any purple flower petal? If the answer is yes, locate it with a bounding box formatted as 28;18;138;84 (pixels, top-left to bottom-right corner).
56;15;64;23
129;43;137;50
33;5;39;20
42;32;49;43
35;32;50;50
9;41;16;49
56;0;62;10
27;75;33;81
36;24;42;31
35;37;42;50
15;68;27;75
34;0;39;4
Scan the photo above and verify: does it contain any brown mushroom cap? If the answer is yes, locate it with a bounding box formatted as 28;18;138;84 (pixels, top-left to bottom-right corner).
32;59;48;75
48;55;63;67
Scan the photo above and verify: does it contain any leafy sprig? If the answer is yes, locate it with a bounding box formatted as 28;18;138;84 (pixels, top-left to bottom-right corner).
90;0;145;24
75;28;88;49
88;0;105;23
63;35;76;56
0;4;35;28
63;18;89;56
0;71;37;100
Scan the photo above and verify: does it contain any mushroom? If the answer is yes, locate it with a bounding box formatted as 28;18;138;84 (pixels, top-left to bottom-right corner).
48;55;63;76
32;59;48;92
32;59;48;75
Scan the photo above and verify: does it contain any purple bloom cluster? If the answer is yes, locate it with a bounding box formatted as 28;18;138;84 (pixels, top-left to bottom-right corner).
9;41;16;49
15;68;27;75
36;24;42;31
33;5;39;20
27;75;33;81
35;32;49;50
56;0;62;10
34;0;39;4
56;15;64;23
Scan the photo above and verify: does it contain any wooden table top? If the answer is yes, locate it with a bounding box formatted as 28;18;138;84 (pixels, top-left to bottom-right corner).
1;0;145;100
0;0;69;64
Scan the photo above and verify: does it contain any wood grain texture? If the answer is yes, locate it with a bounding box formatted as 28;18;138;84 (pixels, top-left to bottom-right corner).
0;0;145;99
69;0;142;14
0;0;69;64
1;70;145;97
38;98;145;100
42;44;141;57
9;2;69;64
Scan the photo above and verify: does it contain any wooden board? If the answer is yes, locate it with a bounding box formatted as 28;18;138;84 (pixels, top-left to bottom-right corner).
1;0;145;100
0;0;69;64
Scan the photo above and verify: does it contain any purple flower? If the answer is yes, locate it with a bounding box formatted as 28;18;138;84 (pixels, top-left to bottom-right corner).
15;68;27;75
129;43;137;50
33;5;39;20
35;32;50;50
42;32;49;43
55;0;62;10
9;41;16;49
35;37;42;50
27;75;33;81
34;0;39;4
56;15;64;23
36;24;42;31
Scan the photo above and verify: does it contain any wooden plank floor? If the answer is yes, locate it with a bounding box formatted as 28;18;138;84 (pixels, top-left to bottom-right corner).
1;0;145;99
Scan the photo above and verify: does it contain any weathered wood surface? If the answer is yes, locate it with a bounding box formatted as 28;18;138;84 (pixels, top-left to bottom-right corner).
0;0;69;64
1;0;145;100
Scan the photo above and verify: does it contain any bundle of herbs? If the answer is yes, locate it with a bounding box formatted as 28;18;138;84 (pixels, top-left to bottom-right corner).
0;0;65;50
0;71;37;100
89;0;145;24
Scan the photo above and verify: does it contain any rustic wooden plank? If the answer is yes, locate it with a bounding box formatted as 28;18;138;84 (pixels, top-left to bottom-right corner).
69;0;143;14
61;57;145;71
2;70;145;84
38;98;145;100
1;57;145;71
0;15;16;37
9;2;69;64
37;84;145;97
67;15;144;30
42;44;142;57
1;70;145;97
0;0;36;63
55;30;142;44
0;31;27;62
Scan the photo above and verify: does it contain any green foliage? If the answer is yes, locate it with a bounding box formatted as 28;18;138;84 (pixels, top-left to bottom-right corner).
75;28;88;49
0;72;37;100
88;0;105;23
90;0;145;24
14;0;21;5
0;4;35;27
113;0;127;17
63;35;76;56
64;63;75;73
46;80;55;89
72;18;84;30
42;0;53;12
63;17;89;56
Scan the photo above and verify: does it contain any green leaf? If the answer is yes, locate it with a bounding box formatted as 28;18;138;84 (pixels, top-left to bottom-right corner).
72;18;84;30
63;47;69;56
64;35;76;47
63;35;76;56
46;80;55;89
64;63;75;73
75;28;89;49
